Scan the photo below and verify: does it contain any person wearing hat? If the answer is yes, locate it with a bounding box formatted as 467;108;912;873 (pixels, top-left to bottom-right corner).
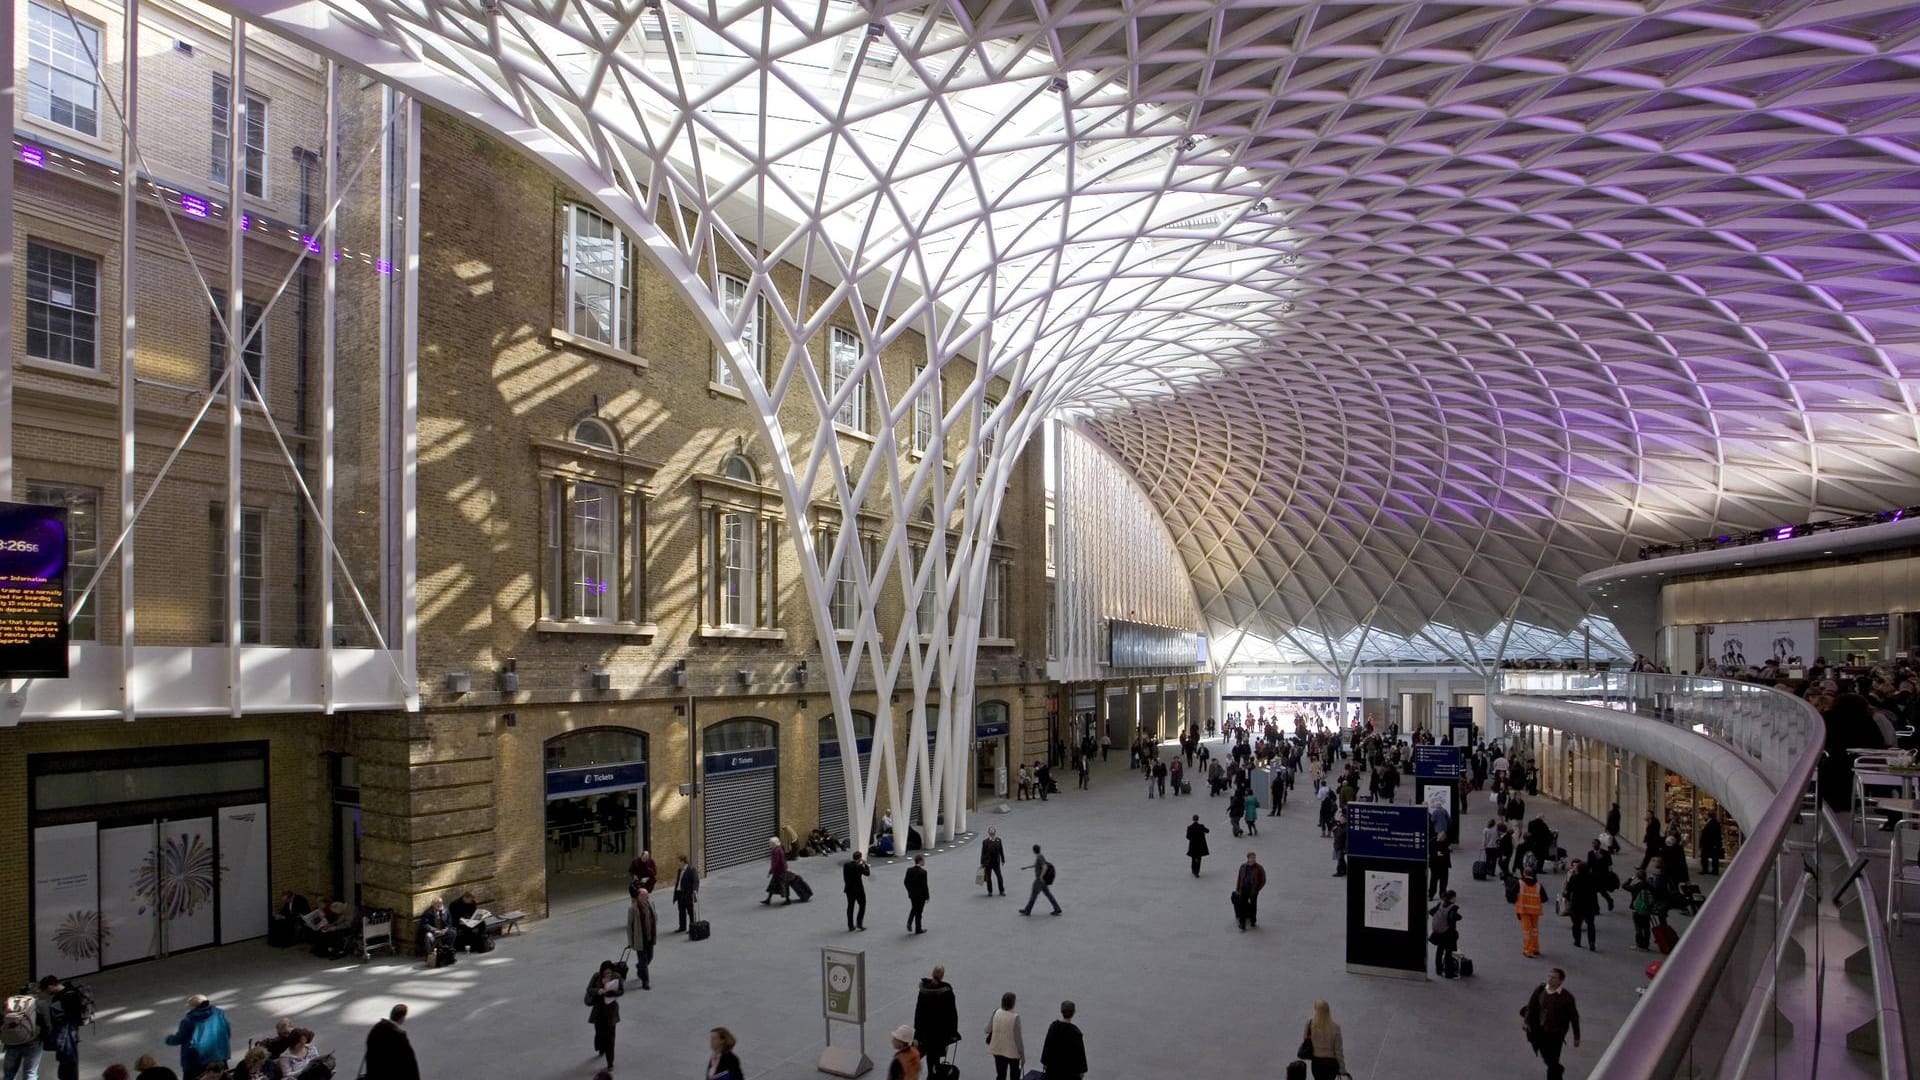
885;1025;920;1080
163;996;229;1080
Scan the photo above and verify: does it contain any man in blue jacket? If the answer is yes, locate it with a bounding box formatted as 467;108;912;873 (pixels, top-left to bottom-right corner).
164;996;230;1078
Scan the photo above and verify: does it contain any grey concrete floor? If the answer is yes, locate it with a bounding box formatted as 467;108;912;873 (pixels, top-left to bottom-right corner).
75;744;1671;1080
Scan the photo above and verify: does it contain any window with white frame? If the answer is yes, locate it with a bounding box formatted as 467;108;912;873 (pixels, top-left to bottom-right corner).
828;327;868;432
208;505;266;644
540;417;650;626
25;483;99;641
714;273;763;388
911;543;938;635
26;2;100;137
210;290;267;398
211;75;268;197
563;204;633;351
702;453;779;631
982;559;1009;639
981;395;1001;458
819;527;867;630
912;363;936;455
26;241;99;369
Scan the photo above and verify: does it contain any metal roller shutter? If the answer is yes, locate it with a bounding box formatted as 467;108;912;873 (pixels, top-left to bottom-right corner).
704;766;779;871
818;750;869;848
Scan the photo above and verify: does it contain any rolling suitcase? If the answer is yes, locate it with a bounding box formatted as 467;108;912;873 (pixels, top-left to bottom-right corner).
784;871;814;902
1457;955;1474;977
688;920;712;941
1286;1060;1308;1080
1652;923;1679;955
1471;859;1489;881
929;1063;960;1080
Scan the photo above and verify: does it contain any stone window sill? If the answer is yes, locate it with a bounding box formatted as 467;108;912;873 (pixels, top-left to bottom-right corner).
535;619;658;638
979;637;1017;648
697;625;788;642
550;327;648;371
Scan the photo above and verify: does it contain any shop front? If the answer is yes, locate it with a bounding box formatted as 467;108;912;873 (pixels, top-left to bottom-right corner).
29;743;273;975
975;699;1012;795
703;719;780;871
818;712;876;847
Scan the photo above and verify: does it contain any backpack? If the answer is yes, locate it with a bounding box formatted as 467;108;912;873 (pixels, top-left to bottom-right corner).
1504;877;1522;904
1042;862;1056;886
1631;885;1654;916
1;994;40;1047
1429;903;1453;936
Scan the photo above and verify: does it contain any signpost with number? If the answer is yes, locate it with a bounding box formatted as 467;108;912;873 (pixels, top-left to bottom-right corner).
818;948;871;1076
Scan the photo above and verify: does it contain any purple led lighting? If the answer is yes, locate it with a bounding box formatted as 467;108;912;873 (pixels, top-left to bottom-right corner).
1774;526;1794;541
19;144;45;168
182;194;210;218
376;258;393;275
302;235;321;254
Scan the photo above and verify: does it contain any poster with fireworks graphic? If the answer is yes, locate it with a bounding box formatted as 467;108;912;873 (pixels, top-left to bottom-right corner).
99;820;219;964
33;822;99;976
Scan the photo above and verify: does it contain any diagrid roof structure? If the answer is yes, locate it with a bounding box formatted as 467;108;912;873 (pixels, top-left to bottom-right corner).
226;0;1920;666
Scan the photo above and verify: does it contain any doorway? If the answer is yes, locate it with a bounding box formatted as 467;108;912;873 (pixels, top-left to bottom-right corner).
544;728;650;914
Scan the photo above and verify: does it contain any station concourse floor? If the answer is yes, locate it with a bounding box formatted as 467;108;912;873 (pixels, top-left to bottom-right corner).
80;745;1663;1080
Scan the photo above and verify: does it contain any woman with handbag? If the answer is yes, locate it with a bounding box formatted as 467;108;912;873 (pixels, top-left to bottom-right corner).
584;961;623;1070
983;992;1024;1080
1297;1000;1347;1080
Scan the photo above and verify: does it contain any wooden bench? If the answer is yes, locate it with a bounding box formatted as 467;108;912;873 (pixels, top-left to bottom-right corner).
482;910;526;936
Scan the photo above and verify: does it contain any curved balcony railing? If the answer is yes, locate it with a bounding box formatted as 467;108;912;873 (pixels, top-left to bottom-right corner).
1495;671;1903;1080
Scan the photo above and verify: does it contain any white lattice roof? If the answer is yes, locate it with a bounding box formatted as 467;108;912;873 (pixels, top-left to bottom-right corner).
229;0;1920;659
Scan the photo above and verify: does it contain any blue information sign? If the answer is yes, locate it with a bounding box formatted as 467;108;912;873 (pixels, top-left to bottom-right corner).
1413;745;1464;780
975;719;1010;739
705;746;779;775
546;760;649;798
1344;803;1430;862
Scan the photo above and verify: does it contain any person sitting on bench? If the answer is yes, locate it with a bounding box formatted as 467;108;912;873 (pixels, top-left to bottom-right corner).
310;895;356;959
448;891;486;950
417;897;454;956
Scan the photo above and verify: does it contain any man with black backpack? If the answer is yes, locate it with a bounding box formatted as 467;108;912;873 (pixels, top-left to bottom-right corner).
1019;846;1061;916
2;976;56;1080
1429;892;1462;978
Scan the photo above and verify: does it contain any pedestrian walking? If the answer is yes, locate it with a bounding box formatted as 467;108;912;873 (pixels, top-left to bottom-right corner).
1297;1000;1347;1080
905;855;931;934
1565;860;1600;952
1100;733;1110;762
1039;1002;1087;1080
1624;868;1654;949
843;851;871;931
1154;759;1169;797
885;1026;920;1080
1331;817;1348;877
363;1004;420;1080
672;854;700;931
2;977;55;1080
1429;890;1462;977
1242;792;1260;835
1228;789;1244;837
1269;769;1285;815
1186;815;1210;877
42;976;83;1080
983;994;1024;1080
583;962;622;1070
626;888;656;990
1520;968;1581;1080
1514;867;1548;958
1429;838;1451;899
980;827;1006;897
1699;813;1725;875
163;996;230;1080
1233;852;1267;930
913;966;959;1071
1075;755;1090;790
763;838;790;905
706;1028;744;1080
1018;846;1061;916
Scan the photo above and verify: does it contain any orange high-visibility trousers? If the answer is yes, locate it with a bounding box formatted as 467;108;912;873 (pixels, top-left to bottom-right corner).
1520;914;1541;956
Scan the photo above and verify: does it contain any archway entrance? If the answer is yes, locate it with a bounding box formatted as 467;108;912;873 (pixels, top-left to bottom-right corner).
544;728;649;914
818;712;876;848
703;718;780;870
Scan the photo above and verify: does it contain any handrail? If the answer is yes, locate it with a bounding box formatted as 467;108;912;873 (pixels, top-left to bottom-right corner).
1497;672;1826;1079
1826;806;1908;1080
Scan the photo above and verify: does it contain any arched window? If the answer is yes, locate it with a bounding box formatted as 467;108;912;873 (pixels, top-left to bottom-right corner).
818;711;877;746
704;717;778;755
572;416;619;451
722;452;758;484
698;453;780;634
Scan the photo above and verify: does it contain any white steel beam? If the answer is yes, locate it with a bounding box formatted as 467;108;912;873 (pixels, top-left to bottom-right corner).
118;0;140;720
224;16;248;717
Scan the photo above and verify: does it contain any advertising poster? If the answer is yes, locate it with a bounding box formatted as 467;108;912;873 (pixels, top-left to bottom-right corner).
218;803;270;943
1706;620;1817;669
98;824;156;967
155;818;218;952
33;822;100;976
0;500;70;678
1425;784;1450;817
1362;870;1409;931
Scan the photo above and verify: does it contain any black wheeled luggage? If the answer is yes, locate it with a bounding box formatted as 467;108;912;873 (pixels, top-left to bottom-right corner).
784;871;814;902
689;919;712;941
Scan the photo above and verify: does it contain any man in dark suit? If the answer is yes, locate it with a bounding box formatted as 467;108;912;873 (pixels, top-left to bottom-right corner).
1040;1001;1087;1080
364;1004;420;1080
904;854;930;934
1234;852;1267;930
842;852;871;932
979;827;1006;896
672;855;699;931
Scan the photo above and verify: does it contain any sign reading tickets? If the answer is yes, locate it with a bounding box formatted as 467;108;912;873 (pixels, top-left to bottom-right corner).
1344;803;1430;862
822;948;865;1023
1412;745;1464;780
0;501;70;678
